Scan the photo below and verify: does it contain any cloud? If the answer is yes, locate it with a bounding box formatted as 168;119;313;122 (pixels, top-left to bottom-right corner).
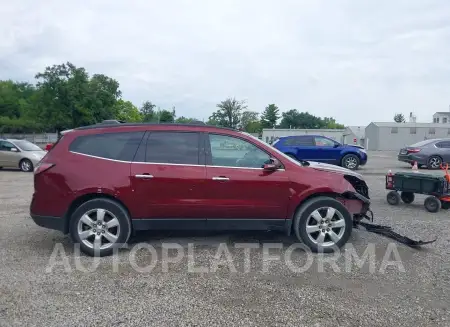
1;0;450;125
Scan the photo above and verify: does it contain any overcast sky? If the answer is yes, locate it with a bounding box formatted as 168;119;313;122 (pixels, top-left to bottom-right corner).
1;0;450;126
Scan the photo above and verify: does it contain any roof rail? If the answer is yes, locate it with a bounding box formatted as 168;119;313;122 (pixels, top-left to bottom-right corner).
74;122;236;131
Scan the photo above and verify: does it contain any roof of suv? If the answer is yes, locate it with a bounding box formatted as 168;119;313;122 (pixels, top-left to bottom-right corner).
71;120;237;132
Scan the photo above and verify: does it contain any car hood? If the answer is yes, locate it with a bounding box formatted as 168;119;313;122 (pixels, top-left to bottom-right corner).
306;161;364;179
343;144;365;150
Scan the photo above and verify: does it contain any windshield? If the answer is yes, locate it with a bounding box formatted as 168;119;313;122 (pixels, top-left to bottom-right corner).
240;132;306;167
12;140;43;151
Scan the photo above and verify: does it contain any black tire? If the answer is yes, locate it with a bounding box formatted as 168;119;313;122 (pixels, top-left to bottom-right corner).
427;156;442;170
294;196;353;253
386;191;400;205
400;192;415;204
19;159;33;172
424;196;441;213
69;198;132;257
341;154;360;170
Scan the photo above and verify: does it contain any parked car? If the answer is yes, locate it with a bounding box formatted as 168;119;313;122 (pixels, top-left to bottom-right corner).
398;138;450;169
0;139;47;172
272;135;368;170
30;122;371;256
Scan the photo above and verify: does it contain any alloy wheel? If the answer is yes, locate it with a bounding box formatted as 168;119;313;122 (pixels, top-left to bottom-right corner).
429;157;441;169
344;157;358;169
21;160;32;172
77;208;121;251
305;207;346;247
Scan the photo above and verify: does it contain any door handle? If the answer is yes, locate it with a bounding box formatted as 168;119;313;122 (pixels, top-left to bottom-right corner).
135;174;154;179
212;176;229;181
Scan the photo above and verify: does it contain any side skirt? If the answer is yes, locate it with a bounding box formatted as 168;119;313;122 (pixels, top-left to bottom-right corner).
132;218;287;232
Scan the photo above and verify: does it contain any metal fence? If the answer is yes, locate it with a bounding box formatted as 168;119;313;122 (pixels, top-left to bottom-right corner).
0;133;58;145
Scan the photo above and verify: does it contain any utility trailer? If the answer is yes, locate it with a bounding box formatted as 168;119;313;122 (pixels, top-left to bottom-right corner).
386;169;450;212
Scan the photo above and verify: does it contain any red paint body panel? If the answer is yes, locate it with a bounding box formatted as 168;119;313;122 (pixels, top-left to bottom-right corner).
30;124;368;228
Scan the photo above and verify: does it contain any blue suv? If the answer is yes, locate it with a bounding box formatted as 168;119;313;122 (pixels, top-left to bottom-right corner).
272;135;367;170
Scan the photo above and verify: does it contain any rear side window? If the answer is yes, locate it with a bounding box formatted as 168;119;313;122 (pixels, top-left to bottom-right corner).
69;131;145;161
145;132;200;165
283;136;314;146
436;141;450;148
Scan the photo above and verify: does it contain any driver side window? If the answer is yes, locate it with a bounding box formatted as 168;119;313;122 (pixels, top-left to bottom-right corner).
0;141;16;152
209;134;270;168
314;137;335;147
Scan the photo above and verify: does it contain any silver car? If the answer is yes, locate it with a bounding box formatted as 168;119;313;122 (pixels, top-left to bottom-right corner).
0;139;47;172
398;138;450;169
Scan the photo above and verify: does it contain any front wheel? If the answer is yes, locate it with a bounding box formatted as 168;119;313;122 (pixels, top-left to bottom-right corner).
341;154;360;170
70;198;132;257
294;197;352;253
387;191;400;205
19;159;33;172
424;196;441;213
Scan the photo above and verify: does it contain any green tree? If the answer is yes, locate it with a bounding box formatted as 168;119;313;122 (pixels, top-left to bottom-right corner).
113;99;142;122
240;111;262;133
140;101;156;122
32;62;121;131
157;108;176;122
279;110;343;129
0;80;36;119
260;104;280;128
394;113;405;123
322;117;345;129
209;97;246;128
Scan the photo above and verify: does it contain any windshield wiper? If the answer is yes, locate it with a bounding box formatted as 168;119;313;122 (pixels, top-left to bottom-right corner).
299;159;310;166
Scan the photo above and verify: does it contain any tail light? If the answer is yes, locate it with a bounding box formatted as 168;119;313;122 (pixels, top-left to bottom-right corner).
407;148;421;153
34;162;55;175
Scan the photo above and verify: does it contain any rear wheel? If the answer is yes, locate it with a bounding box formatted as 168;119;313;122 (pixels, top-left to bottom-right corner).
19;159;33;172
341;154;360;170
294;197;352;253
400;192;415;204
70;198;131;257
387;191;400;205
427;156;442;170
424;196;441;213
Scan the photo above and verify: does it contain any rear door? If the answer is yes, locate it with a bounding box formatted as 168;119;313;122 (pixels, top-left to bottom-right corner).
435;141;450;163
129;131;207;221
313;136;341;164
203;133;291;221
282;136;316;160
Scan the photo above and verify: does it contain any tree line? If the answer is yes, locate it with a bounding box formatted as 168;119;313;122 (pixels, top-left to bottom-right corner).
0;62;344;134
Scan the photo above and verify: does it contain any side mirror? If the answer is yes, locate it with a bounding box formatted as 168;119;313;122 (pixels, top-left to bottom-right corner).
10;148;18;152
263;158;281;171
333;143;340;148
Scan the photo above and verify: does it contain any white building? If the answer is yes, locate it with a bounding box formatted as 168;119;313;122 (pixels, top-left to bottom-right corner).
433;112;450;124
342;126;365;147
365;122;450;151
262;128;345;144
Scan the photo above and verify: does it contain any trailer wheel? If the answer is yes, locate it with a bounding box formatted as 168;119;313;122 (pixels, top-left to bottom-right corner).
424;196;441;213
441;200;450;210
387;191;400;205
400;192;415;204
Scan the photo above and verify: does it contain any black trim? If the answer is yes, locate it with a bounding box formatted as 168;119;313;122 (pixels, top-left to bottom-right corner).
132;218;286;231
342;191;370;204
30;214;66;232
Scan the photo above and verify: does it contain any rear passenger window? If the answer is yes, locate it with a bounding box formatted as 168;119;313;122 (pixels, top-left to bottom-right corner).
283;136;314;146
145;132;200;165
69;132;145;161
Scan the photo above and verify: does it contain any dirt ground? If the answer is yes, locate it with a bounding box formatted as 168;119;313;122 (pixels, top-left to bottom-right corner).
0;151;449;327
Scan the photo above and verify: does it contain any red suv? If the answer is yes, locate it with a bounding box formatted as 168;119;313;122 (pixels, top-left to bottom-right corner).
30;121;371;256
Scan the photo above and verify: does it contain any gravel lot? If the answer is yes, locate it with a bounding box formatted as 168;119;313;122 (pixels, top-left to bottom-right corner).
1;151;449;327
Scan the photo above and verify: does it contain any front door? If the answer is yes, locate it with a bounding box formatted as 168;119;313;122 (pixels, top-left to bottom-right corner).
129;131;207;221
313;136;341;164
203;133;291;222
0;140;21;167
